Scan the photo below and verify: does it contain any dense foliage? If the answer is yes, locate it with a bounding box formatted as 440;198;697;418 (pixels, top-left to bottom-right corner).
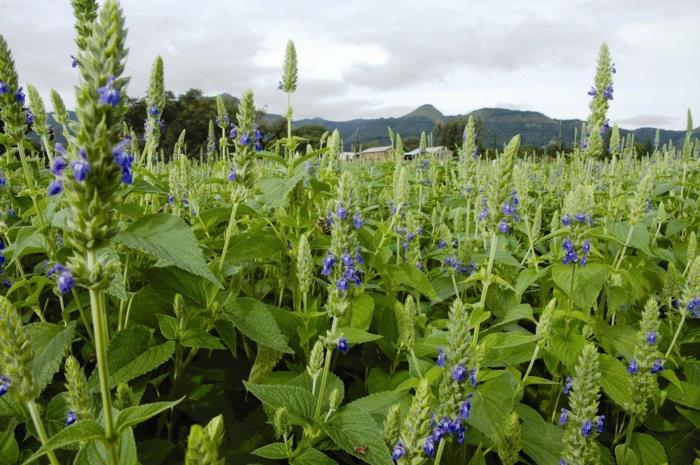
0;2;699;465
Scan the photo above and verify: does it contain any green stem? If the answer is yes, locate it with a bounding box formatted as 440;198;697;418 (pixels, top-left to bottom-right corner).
614;224;635;271
17;143;45;226
621;417;636;465
519;344;541;389
314;317;339;420
218;201;239;273
665;311;687;358
87;250;118;465
433;438;446;465
27;400;60;465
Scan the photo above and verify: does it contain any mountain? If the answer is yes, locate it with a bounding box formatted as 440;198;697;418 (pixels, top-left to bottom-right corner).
291;105;696;150
403;104;447;124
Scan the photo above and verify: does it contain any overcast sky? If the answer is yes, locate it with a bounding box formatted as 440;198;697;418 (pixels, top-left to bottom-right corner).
2;0;698;129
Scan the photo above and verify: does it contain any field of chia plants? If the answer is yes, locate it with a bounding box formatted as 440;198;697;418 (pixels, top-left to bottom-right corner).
0;1;699;465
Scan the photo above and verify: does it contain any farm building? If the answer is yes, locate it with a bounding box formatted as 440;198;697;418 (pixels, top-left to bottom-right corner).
339;151;357;161
358;145;393;161
404;146;454;160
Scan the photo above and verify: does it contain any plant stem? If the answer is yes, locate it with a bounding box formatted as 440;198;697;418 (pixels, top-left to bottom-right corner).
314;317;339;420
621;417;635;465
520;344;541;389
665;311;687;358
87;249;118;465
434;438;446;465
27;400;60;465
218;200;239;273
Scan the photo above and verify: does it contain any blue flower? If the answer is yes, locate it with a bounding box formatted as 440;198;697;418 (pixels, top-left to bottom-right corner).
337;206;348;220
563;376;573;395
341;252;354;267
468;368;478;387
337;277;350;292
0;174;5;187
57;269;74;294
651;359;664;374
687;298;700;318
391;442;405;461
254;140;263;152
112;139;134;184
558;408;569;425
229;125;238;139
0;80;7;94
254;127;263;142
97;76;120;106
239;132;250;145
71;152;90;182
47;263;67;277
48;179;63;196
498;219;510;234
627;359;639;375
227;166;237;182
452;364;467;383
646;331;657;345
575;213;587;223
437;348;446;367
0;375;10;397
2;279;11;289
15;87;25;104
148;105;159;116
71;55;78;68
437;239;447;249
50;156;69;176
581;420;593;437
336;337;349;354
596;415;604;433
423;437;436;457
66;411;78;426
587;87;597;97
581;240;591;254
603;85;614;100
168;194;174;206
459;394;473;419
353;211;363;229
26;112;34;124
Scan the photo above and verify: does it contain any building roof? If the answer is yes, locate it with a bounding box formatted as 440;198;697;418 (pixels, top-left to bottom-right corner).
405;146;451;156
360;145;393;154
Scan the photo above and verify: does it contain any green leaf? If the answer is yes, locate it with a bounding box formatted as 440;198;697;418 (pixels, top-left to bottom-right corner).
0;423;19;465
348;294;375;331
384;264;437;301
26;322;76;396
21;421;105;465
252;442;289;460
107;341;175;388
292;447;338;465
340;327;383;345
115;213;221;287
666;381;700;409
224;298;294;354
243;382;316;425
551;262;607;310
73;426;138;465
470;372;516;444
482;332;538;367
631;433;668;465
346;390;409;416
180;329;225;350
599;354;633;409
515;403;563;465
324;406;393;465
224;229;284;265
115;398;184;433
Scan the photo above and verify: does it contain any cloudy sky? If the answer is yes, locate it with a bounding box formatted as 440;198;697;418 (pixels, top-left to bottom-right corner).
2;0;698;129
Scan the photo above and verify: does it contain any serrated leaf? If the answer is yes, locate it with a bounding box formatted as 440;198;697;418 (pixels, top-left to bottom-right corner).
346;390;408;415
26;322;76;396
324;406;392;465
252;442;289;460
631;432;668;465
243;381;316;425
115;398;184;433
470;372;516;444
551;262;607;310
115;213;221;287
340;327;383;345
249;346;283;384
599;354;633;410
292;447;338;465
225;297;294;354
515;403;563;465
180;329;225;350
21;421;105;465
0;423;19;465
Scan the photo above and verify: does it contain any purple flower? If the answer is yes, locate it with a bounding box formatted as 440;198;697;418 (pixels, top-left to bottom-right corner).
168;194;174;206
437;348;446;367
558;408;569;425
353;211;363;229
47;263;67;277
66;411;78;426
646;331;658;345
581;240;591;254
71;153;90;182
562;214;572;226
57;269;74;294
627;359;639;375
336;337;349;354
15;87;25;104
254;127;263;142
26;112;34;124
48;179;63;196
437;239;447;249
563;376;573;395
562;238;574;251
468;368;478;387
71;55;78;68
148;105;159;116
97;76;120;106
229;125;238;139
575;213;587;223
2;279;12;289
391;442;405;461
498;219;510;234
651;359;664;374
112;139;134;184
55;142;67;155
50;156;69;176
227;166;237;182
603;85;614;100
239;132;250;145
452;364;467;383
459;394;473;419
254;140;263;152
581;420;593;438
587;87;597;97
341;252;354;267
687;298;700;318
0;375;10;397
337;206;348;220
423;437;436;457
416;261;423;271
0;80;7;94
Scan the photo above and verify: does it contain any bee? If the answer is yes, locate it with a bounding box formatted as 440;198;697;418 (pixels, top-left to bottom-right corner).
317;216;333;235
354;445;368;456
